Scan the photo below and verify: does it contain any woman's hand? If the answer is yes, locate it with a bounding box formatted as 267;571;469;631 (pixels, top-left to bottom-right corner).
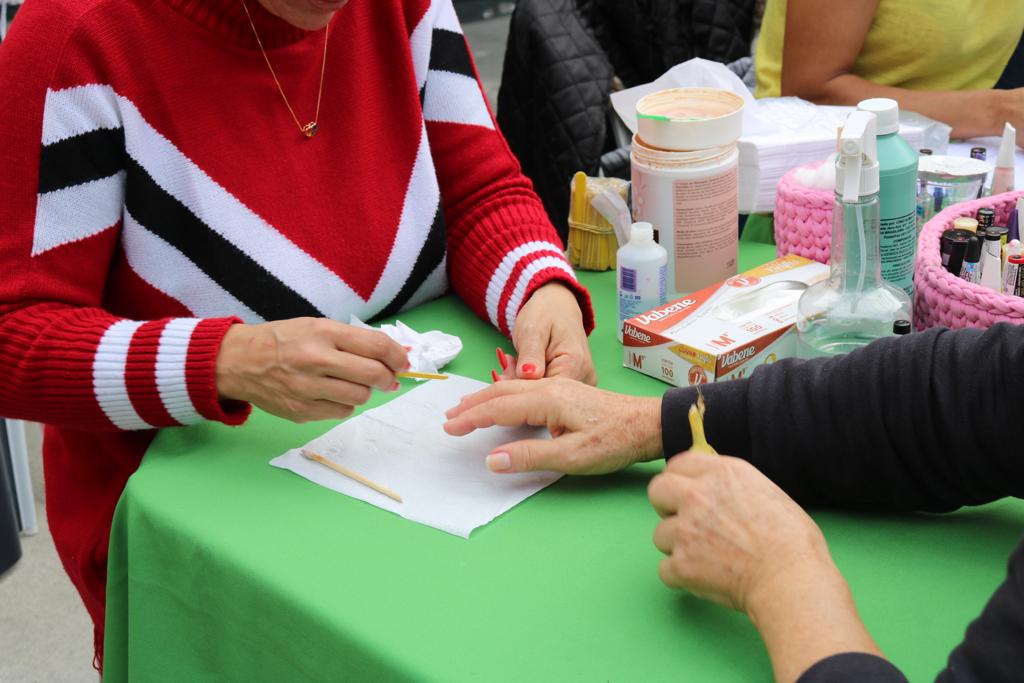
215;317;409;423
649;452;832;611
649;452;883;682
507;283;596;385
444;378;661;473
995;88;1024;147
782;0;1023;142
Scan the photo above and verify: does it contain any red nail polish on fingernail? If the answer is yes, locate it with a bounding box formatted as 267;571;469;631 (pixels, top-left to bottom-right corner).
490;369;500;383
390;381;400;392
496;347;509;371
521;363;537;375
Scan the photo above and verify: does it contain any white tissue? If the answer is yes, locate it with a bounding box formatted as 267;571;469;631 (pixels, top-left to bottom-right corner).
349;316;462;376
590;186;632;247
792;153;837;190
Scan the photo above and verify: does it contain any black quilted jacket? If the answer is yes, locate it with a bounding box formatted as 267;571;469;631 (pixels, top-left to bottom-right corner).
497;0;756;240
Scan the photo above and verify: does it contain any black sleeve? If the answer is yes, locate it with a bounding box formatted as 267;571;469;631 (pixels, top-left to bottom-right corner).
797;653;909;682
937;537;1024;682
662;324;1024;512
792;538;1024;682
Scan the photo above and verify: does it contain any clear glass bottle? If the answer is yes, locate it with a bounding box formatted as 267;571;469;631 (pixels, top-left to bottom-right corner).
798;111;913;358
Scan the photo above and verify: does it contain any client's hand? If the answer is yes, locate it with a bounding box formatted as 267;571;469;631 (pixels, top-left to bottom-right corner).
215;318;409;423
508;283;597;385
648;452;882;682
443;378;661;473
648;452;832;611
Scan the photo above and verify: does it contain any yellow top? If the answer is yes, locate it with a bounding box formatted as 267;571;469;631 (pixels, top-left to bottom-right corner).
756;0;1024;98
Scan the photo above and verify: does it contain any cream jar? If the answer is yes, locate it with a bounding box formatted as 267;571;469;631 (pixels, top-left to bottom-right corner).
631;136;739;297
631;88;743;297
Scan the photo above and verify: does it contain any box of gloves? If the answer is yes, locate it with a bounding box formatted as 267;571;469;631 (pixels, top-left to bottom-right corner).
622;254;828;387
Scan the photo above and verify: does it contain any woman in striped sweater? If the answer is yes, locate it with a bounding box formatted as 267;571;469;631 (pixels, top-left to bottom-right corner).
0;0;594;666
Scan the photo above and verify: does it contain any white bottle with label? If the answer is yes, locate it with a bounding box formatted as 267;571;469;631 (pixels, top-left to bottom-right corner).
617;222;668;342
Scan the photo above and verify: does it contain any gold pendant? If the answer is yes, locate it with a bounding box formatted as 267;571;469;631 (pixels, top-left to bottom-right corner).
301;122;318;138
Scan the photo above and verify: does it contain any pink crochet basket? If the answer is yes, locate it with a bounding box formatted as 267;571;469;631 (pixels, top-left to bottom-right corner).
915;191;1024;330
774;161;833;264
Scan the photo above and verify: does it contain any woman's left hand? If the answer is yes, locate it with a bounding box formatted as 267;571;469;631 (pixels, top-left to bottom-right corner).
506;282;596;385
650;452;884;682
648;452;833;612
444;378;661;474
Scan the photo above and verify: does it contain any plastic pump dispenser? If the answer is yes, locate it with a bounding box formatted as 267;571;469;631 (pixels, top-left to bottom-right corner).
797;111;913;357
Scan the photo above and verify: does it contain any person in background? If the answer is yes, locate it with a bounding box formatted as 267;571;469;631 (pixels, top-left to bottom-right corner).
444;324;1024;682
0;0;595;671
757;0;1024;142
740;0;1024;244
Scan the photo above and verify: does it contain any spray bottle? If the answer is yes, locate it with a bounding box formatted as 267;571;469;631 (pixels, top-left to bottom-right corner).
857;99;918;300
797;111;913;357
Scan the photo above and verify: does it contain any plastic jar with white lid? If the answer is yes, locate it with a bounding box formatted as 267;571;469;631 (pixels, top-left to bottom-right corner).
631;134;739;297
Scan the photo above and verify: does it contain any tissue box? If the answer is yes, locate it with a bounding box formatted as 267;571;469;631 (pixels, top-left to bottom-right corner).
622;255;828;386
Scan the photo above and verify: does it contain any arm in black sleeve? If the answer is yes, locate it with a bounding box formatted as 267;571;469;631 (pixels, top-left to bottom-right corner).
661;323;1024;512
937;537;1024;682
797;653;909;683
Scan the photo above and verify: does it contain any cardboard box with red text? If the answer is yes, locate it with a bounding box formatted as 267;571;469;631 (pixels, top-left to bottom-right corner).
622;255;829;386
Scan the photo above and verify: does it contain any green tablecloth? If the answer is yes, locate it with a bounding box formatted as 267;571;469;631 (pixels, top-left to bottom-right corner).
104;242;1024;682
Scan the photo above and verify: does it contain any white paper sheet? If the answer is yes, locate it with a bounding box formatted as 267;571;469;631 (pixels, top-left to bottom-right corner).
270;375;561;538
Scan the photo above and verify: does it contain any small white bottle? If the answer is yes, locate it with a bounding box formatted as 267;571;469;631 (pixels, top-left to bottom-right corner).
979;232;1003;292
617;221;668;342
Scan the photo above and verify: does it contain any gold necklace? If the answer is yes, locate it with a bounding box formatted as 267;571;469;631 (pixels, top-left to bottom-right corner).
242;1;329;139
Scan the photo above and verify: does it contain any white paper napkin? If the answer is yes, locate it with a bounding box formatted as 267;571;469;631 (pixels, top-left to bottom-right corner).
270;375;561;538
349;316;462;376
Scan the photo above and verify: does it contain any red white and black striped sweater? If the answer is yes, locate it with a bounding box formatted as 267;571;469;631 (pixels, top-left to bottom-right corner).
0;0;593;658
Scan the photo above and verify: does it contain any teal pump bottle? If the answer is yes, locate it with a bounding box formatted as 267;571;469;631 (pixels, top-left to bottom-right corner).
857;98;919;301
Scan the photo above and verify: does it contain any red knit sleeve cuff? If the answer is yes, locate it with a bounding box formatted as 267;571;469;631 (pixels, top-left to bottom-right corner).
519;269;596;336
91;315;249;430
484;235;594;337
185;317;251;426
445;193;595;337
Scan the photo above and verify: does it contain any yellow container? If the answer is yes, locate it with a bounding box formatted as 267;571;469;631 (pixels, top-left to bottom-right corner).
567;173;629;271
